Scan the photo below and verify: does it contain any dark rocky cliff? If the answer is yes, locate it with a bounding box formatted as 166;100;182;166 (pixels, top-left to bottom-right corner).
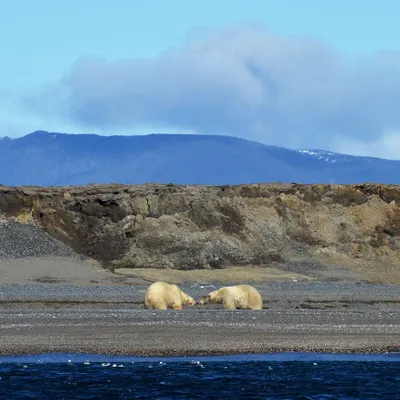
1;183;400;282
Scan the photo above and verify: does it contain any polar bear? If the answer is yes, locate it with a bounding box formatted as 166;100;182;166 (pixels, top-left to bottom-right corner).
144;281;196;310
198;285;263;310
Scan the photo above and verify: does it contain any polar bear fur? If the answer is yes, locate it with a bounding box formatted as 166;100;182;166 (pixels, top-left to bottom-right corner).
198;285;263;310
144;281;196;310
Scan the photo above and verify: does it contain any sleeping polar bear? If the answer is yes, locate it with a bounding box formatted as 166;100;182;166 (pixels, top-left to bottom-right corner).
198;284;263;310
144;281;196;310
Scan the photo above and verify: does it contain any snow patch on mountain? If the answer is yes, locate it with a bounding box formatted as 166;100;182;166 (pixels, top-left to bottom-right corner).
298;149;357;164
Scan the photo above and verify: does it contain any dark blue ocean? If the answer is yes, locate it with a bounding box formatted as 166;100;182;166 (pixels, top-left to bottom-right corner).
0;353;399;399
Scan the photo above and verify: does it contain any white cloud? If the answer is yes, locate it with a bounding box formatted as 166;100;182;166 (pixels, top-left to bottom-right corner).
23;24;400;158
331;130;400;160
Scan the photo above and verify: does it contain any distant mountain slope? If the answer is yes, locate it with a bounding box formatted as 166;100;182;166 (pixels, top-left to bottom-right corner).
0;130;399;186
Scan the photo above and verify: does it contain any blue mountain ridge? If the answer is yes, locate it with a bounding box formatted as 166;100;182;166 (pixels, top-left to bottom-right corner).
0;130;399;186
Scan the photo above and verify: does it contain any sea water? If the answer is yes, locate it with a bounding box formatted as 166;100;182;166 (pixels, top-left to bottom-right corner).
0;353;399;399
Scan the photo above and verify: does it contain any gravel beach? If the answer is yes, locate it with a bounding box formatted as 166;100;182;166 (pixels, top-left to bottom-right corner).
1;308;399;356
0;280;399;356
0;220;399;356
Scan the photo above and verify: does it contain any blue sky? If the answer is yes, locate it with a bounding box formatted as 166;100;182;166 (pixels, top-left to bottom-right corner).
2;0;400;158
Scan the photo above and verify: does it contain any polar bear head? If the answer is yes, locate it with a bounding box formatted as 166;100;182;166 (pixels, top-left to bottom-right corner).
197;289;222;305
182;292;196;306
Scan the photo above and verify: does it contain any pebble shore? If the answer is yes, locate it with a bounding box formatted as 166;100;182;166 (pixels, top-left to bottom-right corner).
1;308;399;356
0;219;399;356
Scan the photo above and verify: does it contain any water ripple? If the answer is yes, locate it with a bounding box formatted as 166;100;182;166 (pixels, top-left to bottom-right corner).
0;354;399;399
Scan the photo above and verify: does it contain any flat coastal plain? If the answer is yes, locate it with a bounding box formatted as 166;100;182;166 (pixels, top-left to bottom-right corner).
0;255;399;356
0;220;399;356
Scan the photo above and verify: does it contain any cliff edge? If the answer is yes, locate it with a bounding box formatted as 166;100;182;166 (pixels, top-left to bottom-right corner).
1;183;400;283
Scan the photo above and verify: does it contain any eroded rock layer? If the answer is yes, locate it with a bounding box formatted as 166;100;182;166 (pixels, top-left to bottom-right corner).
1;183;399;281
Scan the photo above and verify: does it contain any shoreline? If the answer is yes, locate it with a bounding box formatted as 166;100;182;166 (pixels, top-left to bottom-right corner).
1;348;399;357
1;352;400;363
1;307;399;357
0;256;399;358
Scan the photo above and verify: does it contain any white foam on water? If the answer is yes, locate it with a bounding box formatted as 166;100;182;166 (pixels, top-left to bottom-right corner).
1;352;400;364
190;360;205;368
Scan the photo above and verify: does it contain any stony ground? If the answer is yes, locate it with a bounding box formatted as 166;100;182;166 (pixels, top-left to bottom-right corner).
0;218;399;355
0;220;81;259
0;282;399;311
1;308;399;356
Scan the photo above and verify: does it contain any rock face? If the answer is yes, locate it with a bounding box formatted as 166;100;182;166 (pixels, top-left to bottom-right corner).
1;183;400;280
